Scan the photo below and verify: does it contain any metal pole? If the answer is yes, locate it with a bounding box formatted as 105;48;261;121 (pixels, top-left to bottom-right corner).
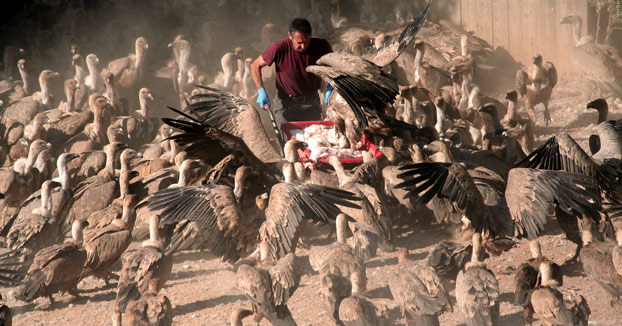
265;105;285;158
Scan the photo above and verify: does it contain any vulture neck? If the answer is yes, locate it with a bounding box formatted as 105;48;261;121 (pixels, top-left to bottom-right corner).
595;105;608;124
120;154;132;173
29;120;45;142
34;151;51;175
175;161;193;187
121;203;136;230
135;45;145;69
38;182;53;216
327;156;349;187
39;76;51;106
233;166;249;202
505;99;517;122
87;61;101;91
74;62;87;83
143;215;162;249
293;162;307;182
461;37;470;57
336;214;348;244
58;158;72;192
168;141;180;164
104;81;115;106
570;17;583;46
138;96;149;120
65;84;76;113
92;107;103;140
435;104;445;136
18;66;29;95
283;141;300;163
410;145;425;163
71;221;84;244
118;172;132;200
24;145;41;176
471;233;483;263
529;240;542;260
104;147;117;177
178;48;190;75
283;163;296;183
230;309;252;326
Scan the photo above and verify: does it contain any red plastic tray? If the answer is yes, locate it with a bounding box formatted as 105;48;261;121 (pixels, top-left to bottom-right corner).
281;121;382;166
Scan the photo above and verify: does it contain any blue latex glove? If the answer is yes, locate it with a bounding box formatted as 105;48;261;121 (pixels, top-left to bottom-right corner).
256;88;270;109
324;84;334;107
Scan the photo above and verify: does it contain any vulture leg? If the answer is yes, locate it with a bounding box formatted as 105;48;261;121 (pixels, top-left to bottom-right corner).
524;99;535;124
565;243;582;265
68;287;82;301
542;100;551;127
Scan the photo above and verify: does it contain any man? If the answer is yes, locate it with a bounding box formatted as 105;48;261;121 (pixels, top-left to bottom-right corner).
251;18;333;136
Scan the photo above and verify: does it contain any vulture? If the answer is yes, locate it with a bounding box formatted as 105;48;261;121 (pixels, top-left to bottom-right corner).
455;233;500;326
80;195;138;286
113;214;173;326
389;247;452;326
177;86;282;163
516;131;622;204
579;227;622;305
396;162;609;260
516;54;557;126
560;14;622;97
236;253;300;326
531;261;590;326
144;180;361;264
319;273;392;326
15;220;89;307
586;97;610;125
513;240;563;325
106;36;149;102
306;1;434;147
150;96;364;262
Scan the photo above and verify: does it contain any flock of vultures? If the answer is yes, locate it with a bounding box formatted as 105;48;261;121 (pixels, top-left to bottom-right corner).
0;0;622;325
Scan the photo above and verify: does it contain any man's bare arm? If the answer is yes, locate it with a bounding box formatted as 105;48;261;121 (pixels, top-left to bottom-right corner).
251;55;267;90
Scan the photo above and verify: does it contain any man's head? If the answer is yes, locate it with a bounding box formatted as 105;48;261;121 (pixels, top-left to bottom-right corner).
288;18;312;53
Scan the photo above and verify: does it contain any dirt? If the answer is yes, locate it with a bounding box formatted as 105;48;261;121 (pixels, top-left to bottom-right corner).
5;84;622;326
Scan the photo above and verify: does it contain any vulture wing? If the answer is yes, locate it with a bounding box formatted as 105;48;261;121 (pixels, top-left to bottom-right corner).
516;133;622;202
395;162;505;237
268;253;300;306
307;53;398;132
185;86;281;163
163;108;277;184
515;133;597;177
260;182;362;260
364;0;433;67
145;184;258;264
506;168;602;239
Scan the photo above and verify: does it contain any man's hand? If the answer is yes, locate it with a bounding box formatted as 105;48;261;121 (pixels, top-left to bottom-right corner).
256;88;270;109
324;84;334;107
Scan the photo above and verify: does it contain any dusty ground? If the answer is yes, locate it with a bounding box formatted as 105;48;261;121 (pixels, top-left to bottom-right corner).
5;84;622;325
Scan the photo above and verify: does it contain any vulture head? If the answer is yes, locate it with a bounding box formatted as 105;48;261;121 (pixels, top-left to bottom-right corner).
532;54;542;66
86;53;99;67
504;90;518;103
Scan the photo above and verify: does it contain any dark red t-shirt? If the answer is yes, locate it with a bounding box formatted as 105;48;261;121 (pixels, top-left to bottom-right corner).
262;37;332;97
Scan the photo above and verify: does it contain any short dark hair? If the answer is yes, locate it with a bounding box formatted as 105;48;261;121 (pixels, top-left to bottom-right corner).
289;18;312;35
